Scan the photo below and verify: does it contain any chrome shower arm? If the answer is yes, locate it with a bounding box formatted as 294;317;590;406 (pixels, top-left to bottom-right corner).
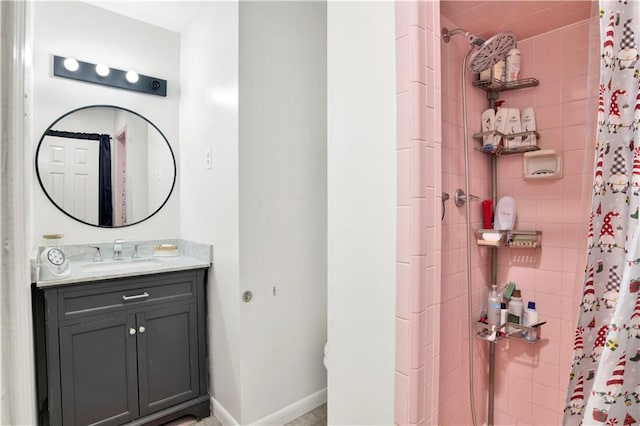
442;27;484;45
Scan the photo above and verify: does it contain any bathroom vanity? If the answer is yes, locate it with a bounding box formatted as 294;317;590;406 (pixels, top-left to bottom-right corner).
32;246;211;426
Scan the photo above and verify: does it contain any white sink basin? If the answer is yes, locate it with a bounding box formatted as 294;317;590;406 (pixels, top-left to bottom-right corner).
80;258;163;273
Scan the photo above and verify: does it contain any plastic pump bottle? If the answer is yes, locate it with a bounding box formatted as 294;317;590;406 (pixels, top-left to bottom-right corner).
487;284;501;326
523;301;538;341
507;289;524;324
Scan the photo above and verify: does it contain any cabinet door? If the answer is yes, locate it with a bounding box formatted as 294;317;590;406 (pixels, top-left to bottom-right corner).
59;312;139;426
136;303;199;416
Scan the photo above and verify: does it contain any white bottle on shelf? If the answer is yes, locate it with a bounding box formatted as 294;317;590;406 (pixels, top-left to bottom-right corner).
487;284;501;326
521;107;537;148
481;108;495;149
523;301;539;341
507;289;523;324
500;303;508;326
494;107;508;147
506;108;522;149
506;48;521;82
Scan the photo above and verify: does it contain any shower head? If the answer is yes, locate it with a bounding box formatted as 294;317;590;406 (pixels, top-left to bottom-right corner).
468;32;517;73
442;27;517;73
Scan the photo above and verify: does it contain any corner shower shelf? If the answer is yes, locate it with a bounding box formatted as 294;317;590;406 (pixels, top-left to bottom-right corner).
476;320;546;344
476;229;541;248
473;130;541;156
473;77;539;92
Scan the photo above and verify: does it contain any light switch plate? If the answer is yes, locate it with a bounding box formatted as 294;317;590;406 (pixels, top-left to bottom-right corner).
205;148;212;169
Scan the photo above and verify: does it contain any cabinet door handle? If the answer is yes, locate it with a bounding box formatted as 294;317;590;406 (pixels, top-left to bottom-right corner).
129;328;136;335
138;326;146;334
122;292;149;301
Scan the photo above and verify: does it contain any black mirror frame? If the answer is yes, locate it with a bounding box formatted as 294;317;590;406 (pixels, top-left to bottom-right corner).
35;104;177;228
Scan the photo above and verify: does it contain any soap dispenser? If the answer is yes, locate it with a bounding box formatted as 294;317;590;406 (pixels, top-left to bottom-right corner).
494;196;516;231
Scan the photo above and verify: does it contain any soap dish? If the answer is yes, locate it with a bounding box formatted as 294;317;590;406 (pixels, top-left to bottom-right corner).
153;244;180;257
523;150;562;179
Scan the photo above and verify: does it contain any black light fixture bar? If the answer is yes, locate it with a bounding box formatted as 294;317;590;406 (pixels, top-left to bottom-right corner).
53;55;167;97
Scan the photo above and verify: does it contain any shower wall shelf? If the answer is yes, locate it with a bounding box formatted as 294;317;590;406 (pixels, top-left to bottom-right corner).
476;320;546;344
473;130;541;156
476;229;542;248
471;67;543;426
473;77;539;92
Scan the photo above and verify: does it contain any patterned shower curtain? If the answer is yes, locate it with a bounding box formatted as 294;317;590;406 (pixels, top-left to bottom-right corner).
563;1;640;424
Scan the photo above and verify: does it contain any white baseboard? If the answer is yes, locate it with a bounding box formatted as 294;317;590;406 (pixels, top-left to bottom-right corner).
253;388;327;426
212;388;327;426
212;397;240;426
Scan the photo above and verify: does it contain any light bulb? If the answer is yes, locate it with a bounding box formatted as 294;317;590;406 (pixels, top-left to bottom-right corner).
63;57;79;72
126;70;139;83
95;64;110;77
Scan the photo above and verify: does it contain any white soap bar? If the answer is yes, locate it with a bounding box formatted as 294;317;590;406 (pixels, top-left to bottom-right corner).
482;233;501;242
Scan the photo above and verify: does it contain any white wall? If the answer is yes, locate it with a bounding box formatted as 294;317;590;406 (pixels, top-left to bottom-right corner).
178;1;242;422
238;1;327;424
27;3;396;425
122;113;148;221
147;123;173;213
32;1;180;242
327;2;396;424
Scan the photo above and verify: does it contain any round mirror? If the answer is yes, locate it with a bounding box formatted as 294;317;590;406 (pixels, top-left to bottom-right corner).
35;105;176;228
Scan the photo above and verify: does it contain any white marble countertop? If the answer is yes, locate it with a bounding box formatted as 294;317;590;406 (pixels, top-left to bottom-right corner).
33;239;212;288
35;255;210;288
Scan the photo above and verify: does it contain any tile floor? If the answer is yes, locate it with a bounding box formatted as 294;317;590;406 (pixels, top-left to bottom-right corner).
283;404;327;426
164;403;327;426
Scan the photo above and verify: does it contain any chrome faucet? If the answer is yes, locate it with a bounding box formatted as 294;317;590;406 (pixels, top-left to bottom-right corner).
114;239;124;260
132;244;141;259
89;246;103;262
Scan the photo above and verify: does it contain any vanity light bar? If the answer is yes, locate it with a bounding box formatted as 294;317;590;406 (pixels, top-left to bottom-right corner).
53;55;167;97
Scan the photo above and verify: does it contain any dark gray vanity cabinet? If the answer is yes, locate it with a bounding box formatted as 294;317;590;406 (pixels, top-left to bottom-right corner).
33;269;210;426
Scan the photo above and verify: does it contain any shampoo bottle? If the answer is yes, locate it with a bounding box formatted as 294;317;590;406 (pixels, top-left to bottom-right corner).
487;284;501;326
507;289;523;324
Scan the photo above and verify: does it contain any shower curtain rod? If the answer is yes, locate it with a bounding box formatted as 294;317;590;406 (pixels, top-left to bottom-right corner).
45;129;111;140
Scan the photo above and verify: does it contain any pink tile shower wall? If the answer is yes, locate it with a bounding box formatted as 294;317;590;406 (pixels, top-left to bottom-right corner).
395;1;442;425
438;14;493;426
489;20;597;426
397;3;596;426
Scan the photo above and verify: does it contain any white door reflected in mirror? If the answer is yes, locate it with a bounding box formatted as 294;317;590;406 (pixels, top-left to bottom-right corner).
38;136;99;223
